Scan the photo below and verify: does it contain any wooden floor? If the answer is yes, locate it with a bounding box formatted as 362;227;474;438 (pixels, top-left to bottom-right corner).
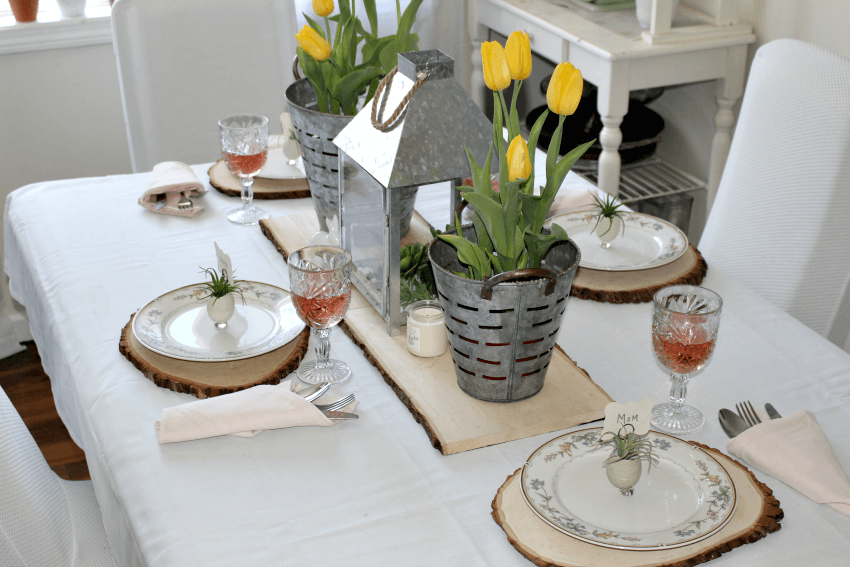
0;341;90;481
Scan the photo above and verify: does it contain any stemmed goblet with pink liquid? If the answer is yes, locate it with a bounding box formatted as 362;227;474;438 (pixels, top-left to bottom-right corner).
650;285;722;435
287;246;353;385
218;114;271;225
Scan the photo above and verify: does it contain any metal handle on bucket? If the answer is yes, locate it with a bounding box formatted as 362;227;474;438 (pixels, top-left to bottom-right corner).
480;268;558;300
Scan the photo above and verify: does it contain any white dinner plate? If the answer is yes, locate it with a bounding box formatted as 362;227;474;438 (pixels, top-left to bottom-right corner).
547;212;688;271
258;147;306;180
133;282;305;362
520;427;736;551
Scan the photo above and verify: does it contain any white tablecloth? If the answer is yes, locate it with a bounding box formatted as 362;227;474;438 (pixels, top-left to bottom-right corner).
5;164;850;566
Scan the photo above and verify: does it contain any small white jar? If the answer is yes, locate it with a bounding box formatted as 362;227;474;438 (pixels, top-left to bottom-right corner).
406;300;448;358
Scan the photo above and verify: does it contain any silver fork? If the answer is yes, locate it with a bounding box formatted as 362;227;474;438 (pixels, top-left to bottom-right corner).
735;400;762;427
314;394;355;412
177;196;193;210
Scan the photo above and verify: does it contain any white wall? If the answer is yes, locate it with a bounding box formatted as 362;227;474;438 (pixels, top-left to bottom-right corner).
649;0;850;186
0;41;131;341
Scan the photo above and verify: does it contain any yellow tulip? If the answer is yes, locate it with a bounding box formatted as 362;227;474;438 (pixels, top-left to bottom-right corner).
505;31;531;81
481;41;511;92
313;0;334;18
507;136;531;181
546;63;583;116
296;25;332;62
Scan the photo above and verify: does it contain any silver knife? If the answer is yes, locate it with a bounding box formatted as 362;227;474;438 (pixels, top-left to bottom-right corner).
322;410;359;420
718;409;750;438
765;403;782;419
296;382;330;403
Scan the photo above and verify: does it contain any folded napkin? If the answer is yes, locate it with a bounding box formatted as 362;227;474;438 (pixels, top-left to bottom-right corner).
726;410;850;516
139;161;206;218
546;188;605;219
155;382;358;444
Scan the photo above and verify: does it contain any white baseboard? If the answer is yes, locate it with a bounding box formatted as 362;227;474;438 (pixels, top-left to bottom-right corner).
10;311;32;343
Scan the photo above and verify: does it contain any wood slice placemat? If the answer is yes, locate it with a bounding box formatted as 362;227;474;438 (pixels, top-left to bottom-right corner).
570;245;708;304
208;160;310;200
260;210;613;455
492;443;783;567
119;314;310;399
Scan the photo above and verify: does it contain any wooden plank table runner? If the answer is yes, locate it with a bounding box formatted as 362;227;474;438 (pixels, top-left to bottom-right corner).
492;443;783;567
208;160;310;200
570;245;708;304
260;211;613;455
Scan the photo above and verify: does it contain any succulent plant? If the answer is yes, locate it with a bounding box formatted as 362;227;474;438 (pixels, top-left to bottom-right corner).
599;424;659;469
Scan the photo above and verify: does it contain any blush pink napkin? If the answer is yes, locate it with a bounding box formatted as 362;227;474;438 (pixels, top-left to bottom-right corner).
139;161;206;218
726;410;850;516
155;382;357;444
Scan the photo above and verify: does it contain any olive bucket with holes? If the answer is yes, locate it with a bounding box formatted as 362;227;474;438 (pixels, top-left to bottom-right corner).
285;79;418;234
428;226;581;402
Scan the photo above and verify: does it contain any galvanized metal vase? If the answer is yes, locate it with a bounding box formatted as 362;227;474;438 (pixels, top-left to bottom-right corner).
428;226;581;402
285;79;418;234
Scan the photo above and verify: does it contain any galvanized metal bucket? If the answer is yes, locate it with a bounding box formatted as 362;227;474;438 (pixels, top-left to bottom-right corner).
285;79;418;234
428;226;581;402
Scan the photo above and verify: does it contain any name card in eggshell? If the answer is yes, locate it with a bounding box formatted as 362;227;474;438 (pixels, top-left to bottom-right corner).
601;398;654;437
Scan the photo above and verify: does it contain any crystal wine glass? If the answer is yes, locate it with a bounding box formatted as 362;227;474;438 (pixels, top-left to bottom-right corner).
219;114;271;225
287;245;353;385
650;285;722;435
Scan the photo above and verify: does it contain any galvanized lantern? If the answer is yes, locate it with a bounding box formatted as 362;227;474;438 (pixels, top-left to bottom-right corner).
334;50;493;336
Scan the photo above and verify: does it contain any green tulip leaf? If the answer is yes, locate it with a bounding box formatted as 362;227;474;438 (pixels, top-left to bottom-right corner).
396;0;424;53
380;41;398;73
303;13;326;39
363;0;378;36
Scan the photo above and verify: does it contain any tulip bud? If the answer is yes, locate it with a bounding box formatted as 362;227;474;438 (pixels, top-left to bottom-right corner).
481;41;511;92
296;25;332;62
507;136;531;182
313;0;334;18
505;31;531;81
546;63;583;116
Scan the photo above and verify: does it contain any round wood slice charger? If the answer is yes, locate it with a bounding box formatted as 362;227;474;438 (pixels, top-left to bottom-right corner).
491;443;782;567
208;160;311;200
119;314;310;399
570;245;708;304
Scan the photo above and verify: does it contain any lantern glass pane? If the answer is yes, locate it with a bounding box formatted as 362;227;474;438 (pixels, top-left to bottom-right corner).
339;152;385;313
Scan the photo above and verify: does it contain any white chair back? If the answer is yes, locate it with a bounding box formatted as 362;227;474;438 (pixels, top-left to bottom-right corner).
700;39;850;352
0;388;114;566
112;0;298;172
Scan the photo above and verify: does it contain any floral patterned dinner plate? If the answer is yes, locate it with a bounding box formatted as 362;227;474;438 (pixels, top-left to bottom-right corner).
546;212;688;271
132;282;305;362
520;427;736;551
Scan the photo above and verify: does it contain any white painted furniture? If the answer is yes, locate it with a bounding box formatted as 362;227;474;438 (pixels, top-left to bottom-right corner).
471;0;755;206
111;0;298;173
700;39;850;353
5;157;850;564
0;388;114;567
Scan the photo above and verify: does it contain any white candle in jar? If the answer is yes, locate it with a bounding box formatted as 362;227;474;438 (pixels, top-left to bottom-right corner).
406;300;448;358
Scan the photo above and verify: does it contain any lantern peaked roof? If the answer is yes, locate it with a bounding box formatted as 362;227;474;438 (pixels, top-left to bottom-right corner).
334;50;494;189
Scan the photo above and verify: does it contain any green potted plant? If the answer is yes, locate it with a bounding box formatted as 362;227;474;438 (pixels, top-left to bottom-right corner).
199;267;245;329
286;0;423;231
599;424;659;495
426;32;593;403
590;192;627;248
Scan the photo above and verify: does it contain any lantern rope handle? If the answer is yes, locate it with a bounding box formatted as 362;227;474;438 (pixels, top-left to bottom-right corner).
370;66;430;131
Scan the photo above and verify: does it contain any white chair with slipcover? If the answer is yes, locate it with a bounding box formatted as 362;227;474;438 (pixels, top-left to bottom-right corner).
699;39;850;352
0;387;114;567
111;0;299;173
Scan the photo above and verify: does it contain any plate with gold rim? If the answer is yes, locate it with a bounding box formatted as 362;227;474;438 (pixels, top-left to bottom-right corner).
547;212;687;271
133;281;304;362
520;427;736;551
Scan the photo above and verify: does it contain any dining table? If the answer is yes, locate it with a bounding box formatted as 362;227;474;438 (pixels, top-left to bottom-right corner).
4;157;850;567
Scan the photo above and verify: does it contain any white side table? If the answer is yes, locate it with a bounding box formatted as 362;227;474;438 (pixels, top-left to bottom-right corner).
471;0;755;208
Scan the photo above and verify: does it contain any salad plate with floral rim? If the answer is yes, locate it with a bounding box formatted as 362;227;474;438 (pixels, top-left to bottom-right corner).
546;212;687;271
520;427;736;551
132;282;304;362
